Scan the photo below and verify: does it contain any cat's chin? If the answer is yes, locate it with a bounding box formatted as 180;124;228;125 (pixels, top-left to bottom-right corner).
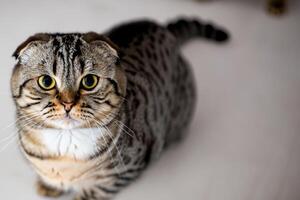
48;117;82;129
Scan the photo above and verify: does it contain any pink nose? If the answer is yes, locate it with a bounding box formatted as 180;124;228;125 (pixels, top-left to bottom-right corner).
61;101;74;112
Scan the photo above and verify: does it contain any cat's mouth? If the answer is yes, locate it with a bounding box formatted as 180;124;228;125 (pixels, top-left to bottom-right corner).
64;115;76;123
49;115;81;129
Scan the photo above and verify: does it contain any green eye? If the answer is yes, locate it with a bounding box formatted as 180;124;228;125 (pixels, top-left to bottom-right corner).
38;75;56;90
81;74;98;90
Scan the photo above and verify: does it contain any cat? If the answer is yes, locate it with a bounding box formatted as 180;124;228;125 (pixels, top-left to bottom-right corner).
11;18;229;200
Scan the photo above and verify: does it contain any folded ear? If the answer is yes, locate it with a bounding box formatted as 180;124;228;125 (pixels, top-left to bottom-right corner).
12;33;50;59
83;32;125;95
82;32;119;57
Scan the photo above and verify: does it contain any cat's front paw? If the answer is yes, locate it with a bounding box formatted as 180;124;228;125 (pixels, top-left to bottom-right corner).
74;193;110;200
73;195;93;200
36;180;64;198
73;196;81;200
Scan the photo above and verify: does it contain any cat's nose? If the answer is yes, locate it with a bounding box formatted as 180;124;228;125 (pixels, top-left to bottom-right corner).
61;101;74;112
58;90;77;112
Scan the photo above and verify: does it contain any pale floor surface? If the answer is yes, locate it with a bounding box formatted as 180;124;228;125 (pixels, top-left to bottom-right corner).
0;0;300;199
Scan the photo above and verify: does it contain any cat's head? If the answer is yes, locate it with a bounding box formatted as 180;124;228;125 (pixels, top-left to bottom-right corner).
11;33;126;129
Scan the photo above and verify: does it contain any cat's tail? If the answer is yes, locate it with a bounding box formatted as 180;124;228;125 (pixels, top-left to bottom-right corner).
166;18;230;45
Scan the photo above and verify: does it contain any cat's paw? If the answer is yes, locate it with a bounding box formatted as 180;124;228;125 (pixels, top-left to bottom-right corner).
73;196;81;200
73;195;89;200
36;180;64;198
267;0;286;15
74;194;109;200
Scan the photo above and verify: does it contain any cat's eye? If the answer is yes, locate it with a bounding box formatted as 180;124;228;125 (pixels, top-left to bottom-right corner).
38;75;56;90
81;74;99;90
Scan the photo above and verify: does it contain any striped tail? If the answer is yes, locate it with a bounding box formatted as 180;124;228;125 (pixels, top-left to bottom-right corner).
166;18;230;45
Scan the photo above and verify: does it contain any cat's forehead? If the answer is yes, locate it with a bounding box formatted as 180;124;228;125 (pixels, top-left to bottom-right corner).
47;33;116;58
47;34;84;54
51;33;83;39
15;32;118;75
50;33;83;47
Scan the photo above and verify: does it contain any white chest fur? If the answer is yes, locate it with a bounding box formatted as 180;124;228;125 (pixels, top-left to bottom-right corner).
39;127;107;159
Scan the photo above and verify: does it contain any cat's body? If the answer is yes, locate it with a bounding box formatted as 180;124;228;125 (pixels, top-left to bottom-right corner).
11;18;229;200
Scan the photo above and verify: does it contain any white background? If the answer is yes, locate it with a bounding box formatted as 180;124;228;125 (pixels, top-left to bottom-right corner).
0;0;300;199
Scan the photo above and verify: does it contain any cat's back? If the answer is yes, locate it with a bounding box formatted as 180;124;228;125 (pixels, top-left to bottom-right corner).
106;20;175;49
106;19;196;159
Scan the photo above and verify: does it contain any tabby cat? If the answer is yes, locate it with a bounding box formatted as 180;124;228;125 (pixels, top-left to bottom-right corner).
11;18;229;200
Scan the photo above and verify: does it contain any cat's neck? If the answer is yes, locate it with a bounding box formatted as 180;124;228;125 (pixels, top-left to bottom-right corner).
39;127;106;159
20;119;123;160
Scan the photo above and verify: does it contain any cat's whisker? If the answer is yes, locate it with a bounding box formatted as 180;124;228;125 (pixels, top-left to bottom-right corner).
0;134;19;153
92;109;135;139
103;125;127;173
91;118;127;174
84;117;116;170
101;132;122;175
0;129;19;144
113;121;134;138
0;111;40;133
88;118;120;172
0;113;44;152
85;122;122;174
119;96;128;103
0;120;20;133
0;113;41;144
72;117;103;171
7;115;43;153
98;128;123;175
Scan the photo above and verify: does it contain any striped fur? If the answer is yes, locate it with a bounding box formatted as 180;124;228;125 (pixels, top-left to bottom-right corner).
10;18;229;200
